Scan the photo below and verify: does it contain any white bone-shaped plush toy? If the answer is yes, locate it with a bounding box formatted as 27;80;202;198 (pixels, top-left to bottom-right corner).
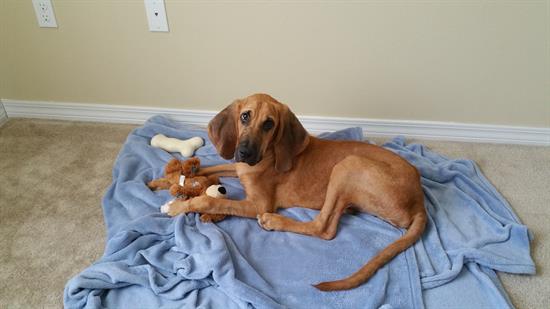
151;134;204;157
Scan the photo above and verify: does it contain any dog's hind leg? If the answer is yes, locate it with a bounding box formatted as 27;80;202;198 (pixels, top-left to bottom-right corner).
257;158;356;240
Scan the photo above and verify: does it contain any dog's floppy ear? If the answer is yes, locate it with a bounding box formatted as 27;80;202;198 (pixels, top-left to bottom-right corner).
274;105;310;173
208;100;239;159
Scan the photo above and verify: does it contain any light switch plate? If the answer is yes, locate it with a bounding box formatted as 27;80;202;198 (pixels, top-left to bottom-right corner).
144;0;169;32
32;0;58;28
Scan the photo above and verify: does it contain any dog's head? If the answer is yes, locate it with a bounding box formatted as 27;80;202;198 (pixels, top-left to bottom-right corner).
208;93;309;172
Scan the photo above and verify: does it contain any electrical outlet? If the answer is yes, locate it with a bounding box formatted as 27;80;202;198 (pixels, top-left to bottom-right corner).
144;0;169;32
32;0;58;28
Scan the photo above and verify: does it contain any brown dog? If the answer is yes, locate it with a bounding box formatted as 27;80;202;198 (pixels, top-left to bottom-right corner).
165;93;427;291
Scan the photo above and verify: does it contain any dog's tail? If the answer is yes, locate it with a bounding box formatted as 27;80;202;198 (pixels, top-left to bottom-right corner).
314;208;427;291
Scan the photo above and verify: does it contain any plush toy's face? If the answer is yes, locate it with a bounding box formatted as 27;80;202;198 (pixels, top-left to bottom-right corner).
208;93;310;172
182;157;200;177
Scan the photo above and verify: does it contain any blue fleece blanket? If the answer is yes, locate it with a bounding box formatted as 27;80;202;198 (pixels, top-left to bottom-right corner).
64;116;535;309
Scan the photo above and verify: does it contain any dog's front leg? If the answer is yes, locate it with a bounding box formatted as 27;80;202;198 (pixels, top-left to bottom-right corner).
197;163;238;178
165;195;258;218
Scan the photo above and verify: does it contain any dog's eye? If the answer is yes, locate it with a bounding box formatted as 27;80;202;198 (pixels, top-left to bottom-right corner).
262;119;274;131
240;111;250;124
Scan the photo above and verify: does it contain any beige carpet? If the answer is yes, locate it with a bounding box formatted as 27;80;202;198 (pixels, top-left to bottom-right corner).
0;118;548;308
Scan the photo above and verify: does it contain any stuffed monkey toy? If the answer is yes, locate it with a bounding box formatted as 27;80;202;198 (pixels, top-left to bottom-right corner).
149;157;227;222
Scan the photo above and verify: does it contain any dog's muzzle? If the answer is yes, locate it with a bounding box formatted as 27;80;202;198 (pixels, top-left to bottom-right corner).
235;140;261;166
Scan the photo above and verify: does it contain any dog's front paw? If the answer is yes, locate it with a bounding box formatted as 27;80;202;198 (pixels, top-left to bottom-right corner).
160;199;175;214
161;198;190;217
160;203;170;214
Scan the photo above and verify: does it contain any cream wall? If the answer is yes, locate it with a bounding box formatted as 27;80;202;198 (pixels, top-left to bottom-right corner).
1;0;549;127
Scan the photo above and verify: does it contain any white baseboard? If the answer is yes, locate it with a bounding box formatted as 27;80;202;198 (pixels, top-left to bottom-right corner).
2;99;549;146
0;101;8;127
1;99;213;127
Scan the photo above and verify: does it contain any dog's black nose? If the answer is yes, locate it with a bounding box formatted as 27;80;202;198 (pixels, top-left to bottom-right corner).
235;140;260;165
238;147;251;159
237;140;255;159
